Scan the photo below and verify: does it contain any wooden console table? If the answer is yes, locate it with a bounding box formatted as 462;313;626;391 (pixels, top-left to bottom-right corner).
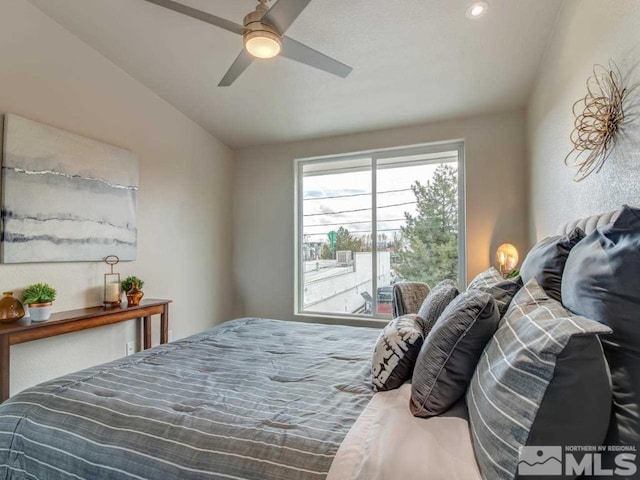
0;298;171;402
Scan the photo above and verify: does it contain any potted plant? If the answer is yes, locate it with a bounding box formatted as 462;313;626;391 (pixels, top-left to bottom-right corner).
22;283;56;322
121;276;145;307
121;276;144;292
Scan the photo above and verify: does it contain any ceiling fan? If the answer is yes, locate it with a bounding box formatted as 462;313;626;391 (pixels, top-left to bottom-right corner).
142;0;353;86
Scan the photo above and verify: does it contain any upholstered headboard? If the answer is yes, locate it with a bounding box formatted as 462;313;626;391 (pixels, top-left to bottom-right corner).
559;209;619;235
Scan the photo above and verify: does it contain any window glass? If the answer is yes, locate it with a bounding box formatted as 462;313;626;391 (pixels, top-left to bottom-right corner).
297;143;463;319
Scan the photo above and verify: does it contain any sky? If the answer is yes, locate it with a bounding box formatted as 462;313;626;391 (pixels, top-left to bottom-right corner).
303;161;455;243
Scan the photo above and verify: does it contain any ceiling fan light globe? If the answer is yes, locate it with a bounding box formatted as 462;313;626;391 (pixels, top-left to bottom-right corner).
244;31;282;59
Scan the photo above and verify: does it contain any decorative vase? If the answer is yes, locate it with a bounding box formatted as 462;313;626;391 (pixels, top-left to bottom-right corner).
0;292;25;323
126;282;144;307
28;302;53;322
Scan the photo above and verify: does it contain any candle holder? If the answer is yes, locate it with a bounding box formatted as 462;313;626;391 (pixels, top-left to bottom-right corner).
103;255;121;308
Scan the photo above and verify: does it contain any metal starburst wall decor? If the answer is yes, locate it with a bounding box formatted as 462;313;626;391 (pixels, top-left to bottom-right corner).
564;61;627;182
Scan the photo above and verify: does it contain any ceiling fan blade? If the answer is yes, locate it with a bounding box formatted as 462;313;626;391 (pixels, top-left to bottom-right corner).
218;50;254;87
142;0;244;36
280;37;352;78
262;0;312;35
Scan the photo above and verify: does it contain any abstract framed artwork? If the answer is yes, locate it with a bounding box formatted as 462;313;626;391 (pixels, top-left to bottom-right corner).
0;114;138;263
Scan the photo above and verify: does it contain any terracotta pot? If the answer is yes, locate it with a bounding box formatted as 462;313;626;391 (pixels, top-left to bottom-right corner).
0;292;25;323
28;302;53;322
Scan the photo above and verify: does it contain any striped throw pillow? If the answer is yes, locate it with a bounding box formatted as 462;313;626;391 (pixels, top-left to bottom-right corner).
466;278;612;479
468;267;522;318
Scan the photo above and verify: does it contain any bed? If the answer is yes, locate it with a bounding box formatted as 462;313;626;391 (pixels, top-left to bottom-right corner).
0;314;483;480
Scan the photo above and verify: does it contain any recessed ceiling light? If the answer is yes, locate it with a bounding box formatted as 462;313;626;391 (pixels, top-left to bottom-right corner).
466;1;489;19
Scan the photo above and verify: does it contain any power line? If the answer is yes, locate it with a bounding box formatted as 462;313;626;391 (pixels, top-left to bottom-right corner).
304;225;458;236
305;229;402;236
304;218;406;228
303;201;417;217
305;228;405;235
302;188;412;201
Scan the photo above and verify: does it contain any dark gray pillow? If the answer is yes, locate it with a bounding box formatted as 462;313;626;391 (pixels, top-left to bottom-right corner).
416;279;458;335
520;227;585;301
562;205;640;452
371;314;424;392
410;289;499;417
467;267;522;318
468;278;612;480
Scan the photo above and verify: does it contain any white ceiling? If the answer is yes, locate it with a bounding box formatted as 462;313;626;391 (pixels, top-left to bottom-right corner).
27;0;563;148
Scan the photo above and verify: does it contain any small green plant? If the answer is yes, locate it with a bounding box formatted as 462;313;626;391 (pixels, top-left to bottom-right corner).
505;268;520;279
22;283;57;305
121;276;144;292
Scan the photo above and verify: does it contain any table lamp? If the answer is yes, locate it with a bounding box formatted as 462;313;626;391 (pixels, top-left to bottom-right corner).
496;243;518;276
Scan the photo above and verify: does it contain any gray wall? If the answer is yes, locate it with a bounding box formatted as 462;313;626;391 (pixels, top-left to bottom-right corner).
1;0;234;394
233;111;528;325
528;0;640;240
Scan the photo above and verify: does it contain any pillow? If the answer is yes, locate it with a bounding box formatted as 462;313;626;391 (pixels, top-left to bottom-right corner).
410;289;499;417
520;227;585;301
392;282;430;317
467;278;612;480
415;279;458;335
562;205;640;451
371;314;424;392
467;267;522;317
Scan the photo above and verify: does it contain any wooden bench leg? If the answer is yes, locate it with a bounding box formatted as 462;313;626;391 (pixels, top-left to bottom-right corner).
143;316;151;349
0;335;10;403
160;306;169;344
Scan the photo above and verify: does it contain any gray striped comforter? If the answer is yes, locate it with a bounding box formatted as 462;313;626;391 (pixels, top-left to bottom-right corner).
0;318;380;480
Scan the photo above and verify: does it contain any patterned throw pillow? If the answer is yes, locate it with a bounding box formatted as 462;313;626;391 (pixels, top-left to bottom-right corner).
416;279;459;335
410;289;499;417
468;267;521;318
371;314;424;392
520;227;585;301
467;278;612;480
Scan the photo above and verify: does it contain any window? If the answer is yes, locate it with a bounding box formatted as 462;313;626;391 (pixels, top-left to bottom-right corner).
295;141;465;319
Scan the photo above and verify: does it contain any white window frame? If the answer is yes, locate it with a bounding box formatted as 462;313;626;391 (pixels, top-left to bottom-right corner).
294;140;466;321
